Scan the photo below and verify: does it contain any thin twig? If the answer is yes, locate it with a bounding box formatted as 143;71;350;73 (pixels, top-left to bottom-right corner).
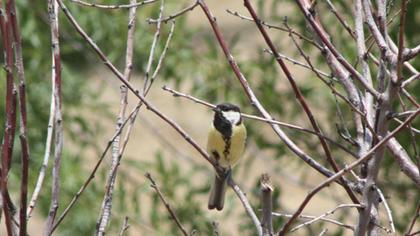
147;0;199;24
226;9;320;49
143;0;164;93
271;211;354;231
263;49;331;78
145;173;188;236
318;228;328;236
376;188;395;233
27;91;55;217
397;0;408;83
70;0;156;9
405;202;420;236
95;0;139;234
290;204;363;232
118;217;130;236
227;177;263;236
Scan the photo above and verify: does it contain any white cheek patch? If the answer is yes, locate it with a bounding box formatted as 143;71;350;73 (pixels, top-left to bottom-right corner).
222;111;241;125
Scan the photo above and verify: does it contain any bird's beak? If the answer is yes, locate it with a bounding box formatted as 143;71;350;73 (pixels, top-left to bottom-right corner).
212;107;220;113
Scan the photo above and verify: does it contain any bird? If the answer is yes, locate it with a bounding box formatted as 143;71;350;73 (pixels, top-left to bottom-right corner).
207;103;247;211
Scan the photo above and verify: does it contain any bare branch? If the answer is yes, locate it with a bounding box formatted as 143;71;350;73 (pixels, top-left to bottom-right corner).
227;177;263;236
145;173;189;236
44;0;64;234
226;9;319;49
6;0;30;234
271;212;354;231
290;204;363;232
69;0;156;9
386;138;420;186
143;0;165;94
405;202;420;236
27;89;55;217
397;0;408;82
96;0;139;234
0;2;19;234
51;106;139;233
118;217;130;236
278;109;420;235
147;1;199;24
404;44;420;61
376;187;395;233
260;174;274;236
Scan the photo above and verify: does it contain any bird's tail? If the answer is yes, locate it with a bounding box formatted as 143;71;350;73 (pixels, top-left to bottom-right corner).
208;173;227;211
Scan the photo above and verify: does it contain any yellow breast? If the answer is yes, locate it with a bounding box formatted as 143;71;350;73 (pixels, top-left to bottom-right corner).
207;123;246;168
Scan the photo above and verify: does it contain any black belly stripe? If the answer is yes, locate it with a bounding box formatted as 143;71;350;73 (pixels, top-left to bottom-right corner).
223;137;231;159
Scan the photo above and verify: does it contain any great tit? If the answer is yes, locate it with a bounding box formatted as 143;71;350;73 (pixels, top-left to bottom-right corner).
207;103;246;210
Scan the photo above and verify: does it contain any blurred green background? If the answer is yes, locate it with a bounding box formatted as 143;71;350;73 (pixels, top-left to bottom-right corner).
0;0;419;235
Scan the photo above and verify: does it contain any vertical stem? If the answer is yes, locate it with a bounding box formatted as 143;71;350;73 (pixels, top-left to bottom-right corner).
260;174;273;236
0;2;18;235
44;0;63;234
6;0;30;234
96;1;138;234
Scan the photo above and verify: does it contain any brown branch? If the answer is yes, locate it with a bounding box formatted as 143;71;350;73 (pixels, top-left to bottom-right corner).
145;173;188;236
0;1;18;234
7;0;30;234
226;9;320;49
243;0;359;205
278;109;420;235
5;0;30;234
70;0;156;9
405;202;420;236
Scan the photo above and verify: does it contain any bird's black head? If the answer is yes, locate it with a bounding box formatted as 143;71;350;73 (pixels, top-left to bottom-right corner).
213;103;242;138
